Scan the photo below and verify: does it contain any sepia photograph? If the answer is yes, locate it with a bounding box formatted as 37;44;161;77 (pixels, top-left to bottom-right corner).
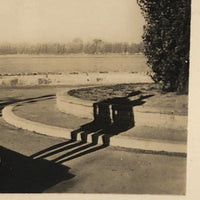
0;0;192;197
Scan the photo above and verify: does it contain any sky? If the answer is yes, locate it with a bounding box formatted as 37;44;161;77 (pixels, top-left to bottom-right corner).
0;0;145;44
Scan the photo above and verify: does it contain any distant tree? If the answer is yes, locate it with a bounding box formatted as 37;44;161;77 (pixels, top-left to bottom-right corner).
0;40;144;55
72;38;83;53
92;39;103;54
112;43;122;53
121;42;129;54
137;0;191;93
135;42;144;53
83;41;96;54
56;43;66;54
128;43;137;54
46;43;59;54
103;42;112;53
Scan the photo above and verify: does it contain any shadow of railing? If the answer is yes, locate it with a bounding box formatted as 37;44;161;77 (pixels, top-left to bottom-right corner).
30;91;154;164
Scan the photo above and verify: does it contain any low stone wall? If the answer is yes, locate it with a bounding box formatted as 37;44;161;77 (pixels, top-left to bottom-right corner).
1;101;187;153
56;89;188;131
2;104;73;139
134;110;187;130
56;89;93;119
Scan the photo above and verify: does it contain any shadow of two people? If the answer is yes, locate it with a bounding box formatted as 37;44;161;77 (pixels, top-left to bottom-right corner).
71;91;153;146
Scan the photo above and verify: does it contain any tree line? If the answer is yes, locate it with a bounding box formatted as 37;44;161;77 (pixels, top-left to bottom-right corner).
0;39;144;55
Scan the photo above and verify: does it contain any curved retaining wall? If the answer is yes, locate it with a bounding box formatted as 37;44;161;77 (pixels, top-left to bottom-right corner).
56;89;188;131
2;103;187;153
133;110;187;130
2;104;73;139
56;89;94;119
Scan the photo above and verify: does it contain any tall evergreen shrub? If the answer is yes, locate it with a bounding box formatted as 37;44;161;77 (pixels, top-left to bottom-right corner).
137;0;191;93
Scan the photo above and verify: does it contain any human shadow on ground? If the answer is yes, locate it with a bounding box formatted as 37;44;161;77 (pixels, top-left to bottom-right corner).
30;91;153;164
0;146;74;193
71;91;153;145
0;94;55;117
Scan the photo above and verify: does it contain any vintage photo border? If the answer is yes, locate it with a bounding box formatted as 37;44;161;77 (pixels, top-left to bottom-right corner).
0;0;199;199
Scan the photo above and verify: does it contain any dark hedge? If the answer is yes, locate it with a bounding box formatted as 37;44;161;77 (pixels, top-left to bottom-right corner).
137;0;191;93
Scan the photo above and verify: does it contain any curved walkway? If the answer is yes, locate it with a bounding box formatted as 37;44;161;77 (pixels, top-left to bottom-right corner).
2;95;187;155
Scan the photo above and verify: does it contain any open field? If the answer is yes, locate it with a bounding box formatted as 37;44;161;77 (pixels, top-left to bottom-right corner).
0;54;151;87
0;54;147;74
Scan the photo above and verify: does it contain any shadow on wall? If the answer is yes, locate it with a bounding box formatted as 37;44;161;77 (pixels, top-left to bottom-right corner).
71;91;154;146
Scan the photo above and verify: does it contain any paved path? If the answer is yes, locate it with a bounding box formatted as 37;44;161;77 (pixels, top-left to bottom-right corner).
0;118;186;194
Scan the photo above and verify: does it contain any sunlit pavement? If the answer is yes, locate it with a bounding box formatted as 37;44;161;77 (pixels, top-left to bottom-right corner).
0;118;186;194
